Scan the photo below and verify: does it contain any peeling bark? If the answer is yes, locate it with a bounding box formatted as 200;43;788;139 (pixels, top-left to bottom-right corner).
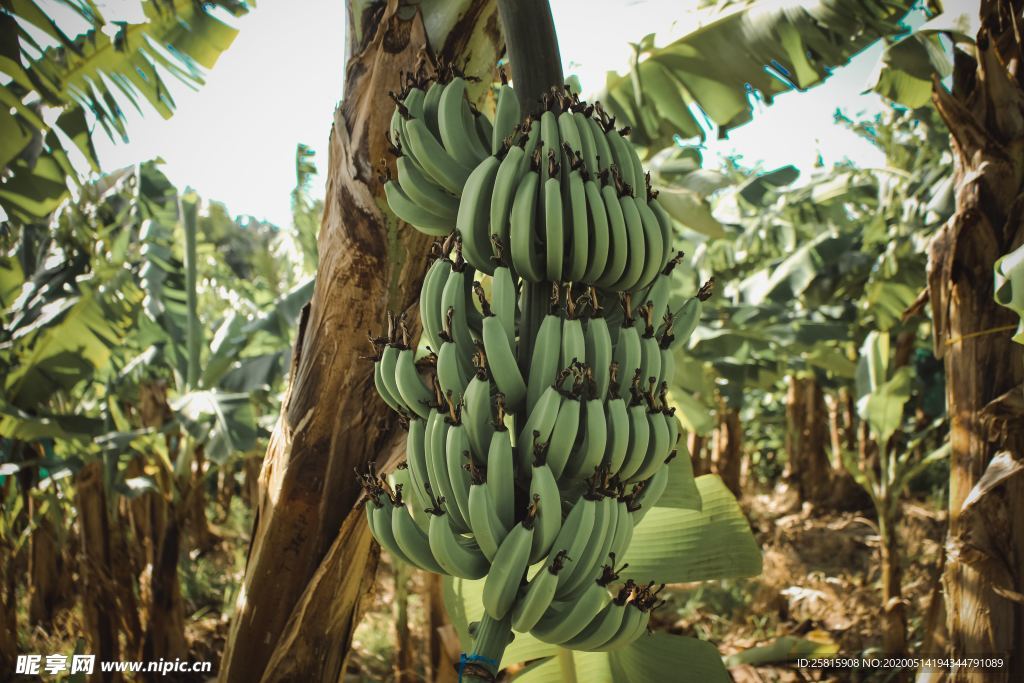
928;2;1024;679
220;3;502;681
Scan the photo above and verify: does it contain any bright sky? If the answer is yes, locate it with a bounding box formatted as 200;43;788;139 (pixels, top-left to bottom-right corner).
91;0;894;229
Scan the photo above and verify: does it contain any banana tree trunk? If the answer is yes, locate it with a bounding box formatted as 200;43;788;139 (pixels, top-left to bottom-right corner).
75;462;124;682
28;505;63;626
928;2;1024;679
219;3;502;682
712;405;743;497
785;375;831;506
0;478;19;667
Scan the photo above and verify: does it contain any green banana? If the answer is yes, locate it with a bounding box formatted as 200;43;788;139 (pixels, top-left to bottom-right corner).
438;77;488;167
405;417;431;508
374;353;405;413
560;314;585;372
490;261;517;348
384;179;452;236
435;339;470;402
587;116;613;175
612;315;641;401
550;496;597;591
440;261;477;367
543;175;563;282
394;348;434;419
562;597;627;651
511;550;569;633
509;156;544;283
422;80;443;137
670;296;703;350
539;111;560;181
546;392;581;479
481;314;526;412
457;155;500;274
609;193;647;292
492;79;521;155
528;458;562;564
396;156;459;219
392;500;446;574
426;411;467;533
403;118;472;195
445;420;475;524
557;110;583;157
557;496;612;598
573;110;598;174
605;128;637;195
532;580;612;645
616;401;651;482
628;410;669;484
597;183;628;287
604;394;630;475
482;507;536;619
367;499;412;565
468;481;509;561
420;256;452;352
489;145;525;254
518;380;565;469
581;177;610;282
486;424;516;530
565;165;589;282
563;393;606;480
591;600;644;651
461;364;494;463
634;196;666;290
427;509;489;579
583;311;612;399
525;307;563;414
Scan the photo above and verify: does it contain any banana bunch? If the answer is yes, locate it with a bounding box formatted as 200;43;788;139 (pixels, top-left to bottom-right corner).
381;63;510;245
385;69;674;291
365;246;711;654
368;66;716;669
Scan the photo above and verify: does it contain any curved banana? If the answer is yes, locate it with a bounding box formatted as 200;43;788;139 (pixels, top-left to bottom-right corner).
560;316;585;372
628;410;669;484
467;482;510;561
528;459;562;564
639;329;662;390
394;348;434;419
435;340;470;403
631;461;670;525
403;118;472;195
445;421;475;523
486;425;516;531
428;510;489;579
525;312;563;413
426;414;467;532
634;197;666;290
587;117;613;175
543;176;563;282
374;354;405;413
509;158;544;283
368;500;412;565
581;177;610;283
422;80;443;137
511;551;569;633
616;402;651;481
591;601;644;651
532;580;612;645
489;145;525;254
420;257;452;352
482;315;526;412
405;417;431;508
597;183;628;287
546;394;581;479
670;297;703;350
438;77;488;167
583;314;612;400
557;496;612;598
563;395;606;480
490;263;517;348
609;193;647;292
565;167;589;283
604;395;630;475
396;156;459;219
550;496;597;591
574;110;598;174
605;129;637;195
461;368;494;462
392;501;446;574
539;111;560;181
457;155;500;274
492;80;522;154
557;111;583;157
441;265;477;368
517;383;564;469
482;510;536;619
384;180;453;236
612;321;641;401
563;598;627;651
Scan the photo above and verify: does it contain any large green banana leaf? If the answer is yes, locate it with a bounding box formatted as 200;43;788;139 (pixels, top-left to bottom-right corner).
598;0;915;152
0;0;251;220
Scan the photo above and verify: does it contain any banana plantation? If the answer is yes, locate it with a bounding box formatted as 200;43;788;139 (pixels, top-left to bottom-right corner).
2;0;1023;681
